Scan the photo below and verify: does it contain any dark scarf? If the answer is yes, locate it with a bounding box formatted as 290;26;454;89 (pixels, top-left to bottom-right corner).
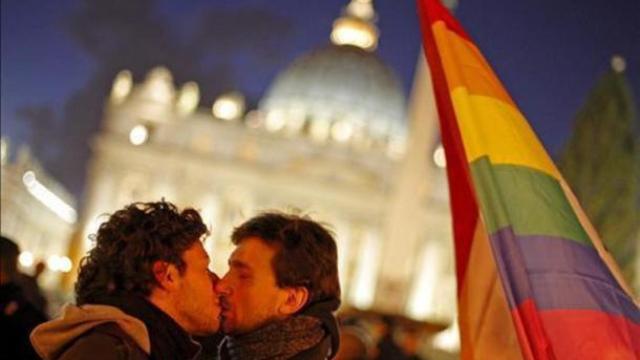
219;298;341;360
90;293;201;360
221;315;324;360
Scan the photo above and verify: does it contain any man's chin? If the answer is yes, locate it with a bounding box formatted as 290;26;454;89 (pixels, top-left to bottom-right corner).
221;325;237;335
192;328;219;337
220;317;236;335
220;314;266;335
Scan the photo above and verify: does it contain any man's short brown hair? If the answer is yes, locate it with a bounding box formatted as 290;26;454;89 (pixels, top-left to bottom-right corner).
231;212;341;307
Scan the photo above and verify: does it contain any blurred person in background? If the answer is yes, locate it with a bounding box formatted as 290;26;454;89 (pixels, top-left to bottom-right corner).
1;235;48;359
372;316;406;360
334;316;376;360
30;201;221;360
15;258;49;315
396;326;425;360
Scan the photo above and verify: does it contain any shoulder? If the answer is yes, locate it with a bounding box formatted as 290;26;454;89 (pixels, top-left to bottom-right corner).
59;323;148;360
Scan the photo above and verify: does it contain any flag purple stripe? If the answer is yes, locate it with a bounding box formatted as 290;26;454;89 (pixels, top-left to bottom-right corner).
489;226;640;323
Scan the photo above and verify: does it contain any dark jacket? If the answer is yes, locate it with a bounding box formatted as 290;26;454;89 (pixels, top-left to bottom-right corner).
15;273;49;314
56;322;149;360
298;299;341;360
31;296;202;360
31;303;151;360
1;282;48;359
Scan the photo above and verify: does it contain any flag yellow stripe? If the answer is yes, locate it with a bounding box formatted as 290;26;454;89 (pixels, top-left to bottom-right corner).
451;88;561;180
432;21;515;108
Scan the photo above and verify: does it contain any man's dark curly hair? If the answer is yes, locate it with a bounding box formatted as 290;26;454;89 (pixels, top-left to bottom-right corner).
75;201;208;305
231;212;341;308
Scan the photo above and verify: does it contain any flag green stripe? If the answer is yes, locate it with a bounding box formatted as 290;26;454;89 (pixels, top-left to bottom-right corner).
470;156;591;246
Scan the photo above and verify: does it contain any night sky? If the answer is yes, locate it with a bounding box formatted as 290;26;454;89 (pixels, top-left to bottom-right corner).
2;0;639;203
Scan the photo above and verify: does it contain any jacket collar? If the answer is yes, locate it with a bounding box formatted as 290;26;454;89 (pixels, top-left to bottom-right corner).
91;294;201;360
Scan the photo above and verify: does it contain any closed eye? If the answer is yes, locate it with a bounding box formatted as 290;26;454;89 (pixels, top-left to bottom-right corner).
238;273;251;280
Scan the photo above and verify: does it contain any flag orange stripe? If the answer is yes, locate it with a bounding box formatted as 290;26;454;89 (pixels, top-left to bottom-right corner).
422;0;473;42
458;222;523;359
432;22;516;108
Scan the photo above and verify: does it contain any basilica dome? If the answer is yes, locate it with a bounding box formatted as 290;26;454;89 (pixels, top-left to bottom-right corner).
260;44;406;146
258;1;406;150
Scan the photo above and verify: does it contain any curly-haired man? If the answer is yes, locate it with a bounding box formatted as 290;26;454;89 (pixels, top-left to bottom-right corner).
31;201;220;360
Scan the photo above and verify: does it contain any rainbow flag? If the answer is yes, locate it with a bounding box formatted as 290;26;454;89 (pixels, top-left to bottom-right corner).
416;0;640;358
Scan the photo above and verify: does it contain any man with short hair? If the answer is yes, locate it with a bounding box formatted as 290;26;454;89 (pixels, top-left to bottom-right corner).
216;212;341;360
31;201;221;360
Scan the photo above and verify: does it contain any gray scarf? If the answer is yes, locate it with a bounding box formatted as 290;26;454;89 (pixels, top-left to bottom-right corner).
219;315;325;360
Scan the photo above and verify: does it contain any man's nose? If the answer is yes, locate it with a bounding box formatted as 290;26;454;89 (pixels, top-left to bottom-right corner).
215;275;231;295
209;271;220;287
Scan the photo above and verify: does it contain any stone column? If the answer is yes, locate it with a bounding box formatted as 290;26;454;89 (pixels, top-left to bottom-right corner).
376;53;440;313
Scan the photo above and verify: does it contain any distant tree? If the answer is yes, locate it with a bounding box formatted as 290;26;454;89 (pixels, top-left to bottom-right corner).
558;57;640;290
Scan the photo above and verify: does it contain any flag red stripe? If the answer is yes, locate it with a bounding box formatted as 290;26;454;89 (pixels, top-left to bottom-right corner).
417;0;479;291
540;310;640;359
421;0;473;42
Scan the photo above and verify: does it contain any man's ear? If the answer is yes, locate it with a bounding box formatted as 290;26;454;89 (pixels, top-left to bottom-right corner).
152;261;180;291
279;287;309;316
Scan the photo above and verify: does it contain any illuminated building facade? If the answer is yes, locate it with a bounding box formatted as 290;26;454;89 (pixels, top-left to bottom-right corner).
0;138;77;289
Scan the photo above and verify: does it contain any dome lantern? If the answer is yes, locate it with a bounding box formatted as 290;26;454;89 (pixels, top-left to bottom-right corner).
330;0;379;51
